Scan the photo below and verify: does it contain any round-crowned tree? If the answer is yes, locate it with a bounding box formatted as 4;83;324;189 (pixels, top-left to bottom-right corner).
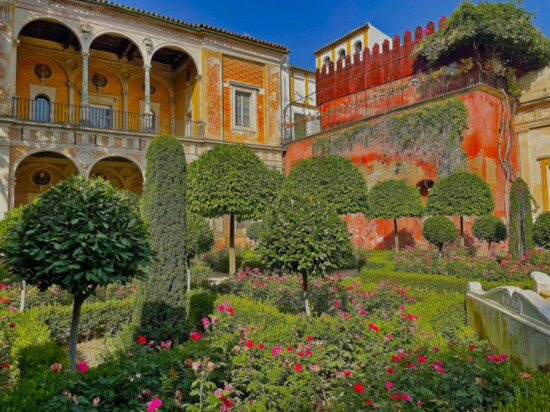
509;178;534;260
259;191;353;316
425;171;494;246
368;180;423;251
188;145;281;274
283;155;369;215
2;176;152;368
136;134;187;342
422;215;458;259
472;215;508;258
0;204;28;251
186;211;214;291
246;221;263;246
533;212;550;250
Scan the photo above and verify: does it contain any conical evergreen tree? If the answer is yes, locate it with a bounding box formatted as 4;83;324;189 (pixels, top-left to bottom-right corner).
135;135;187;342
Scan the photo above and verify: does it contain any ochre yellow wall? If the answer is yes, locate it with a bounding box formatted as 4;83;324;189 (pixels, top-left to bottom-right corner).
74;65;123;110
16;56;69;103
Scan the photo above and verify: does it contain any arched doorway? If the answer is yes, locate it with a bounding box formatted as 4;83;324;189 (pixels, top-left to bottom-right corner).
14;152;79;207
89;157;143;195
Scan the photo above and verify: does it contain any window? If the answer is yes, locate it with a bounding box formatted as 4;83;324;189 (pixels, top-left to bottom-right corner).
323;56;331;67
33;95;50;122
354;41;363;54
338;49;346;60
89;104;111;128
230;83;258;132
235;91;251;127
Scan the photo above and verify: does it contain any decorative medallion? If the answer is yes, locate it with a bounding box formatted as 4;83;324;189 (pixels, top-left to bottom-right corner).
92;73;108;90
31;169;51;186
34;63;52;80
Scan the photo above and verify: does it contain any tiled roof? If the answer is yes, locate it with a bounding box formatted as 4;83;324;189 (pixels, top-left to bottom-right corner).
313;22;370;55
290;65;316;75
81;0;289;52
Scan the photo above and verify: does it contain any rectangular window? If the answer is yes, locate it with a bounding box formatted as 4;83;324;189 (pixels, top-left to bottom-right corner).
235;91;251;127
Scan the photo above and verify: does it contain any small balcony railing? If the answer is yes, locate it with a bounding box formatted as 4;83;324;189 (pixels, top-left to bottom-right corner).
10;97;205;139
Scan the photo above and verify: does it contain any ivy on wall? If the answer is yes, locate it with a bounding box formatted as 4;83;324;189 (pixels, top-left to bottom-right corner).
313;98;469;177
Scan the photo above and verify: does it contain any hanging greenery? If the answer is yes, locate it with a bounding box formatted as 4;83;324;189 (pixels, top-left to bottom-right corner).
313;98;468;177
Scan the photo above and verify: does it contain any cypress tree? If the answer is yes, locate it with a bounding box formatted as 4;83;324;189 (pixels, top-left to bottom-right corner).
135;135;187;342
509;178;534;260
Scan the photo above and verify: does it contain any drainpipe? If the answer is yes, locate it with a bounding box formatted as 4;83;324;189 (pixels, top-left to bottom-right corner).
280;53;290;146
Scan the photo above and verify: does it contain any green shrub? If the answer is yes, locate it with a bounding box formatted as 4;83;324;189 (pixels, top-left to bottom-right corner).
0;205;28;252
26;298;135;343
246;221;263;244
203;247;245;273
423;216;458;257
533;211;550;250
509;178;534;260
368;179;424;251
497;372;550;412
137;135;187;342
425;171;494;244
17;341;67;380
190;260;214;287
472;214;508;257
186;288;217;331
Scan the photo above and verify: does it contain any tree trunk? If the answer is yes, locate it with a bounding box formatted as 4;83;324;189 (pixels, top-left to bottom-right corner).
393;218;399;252
487;241;492;259
460;216;465;247
20;281;26;312
229;212;236;274
438;246;443;261
303;274;311;317
187;256;191;293
68;295;85;370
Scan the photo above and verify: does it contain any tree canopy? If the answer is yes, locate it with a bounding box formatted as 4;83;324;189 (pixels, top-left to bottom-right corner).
283;155;369;215
472;214;508;257
423;215;458;258
414;0;550;72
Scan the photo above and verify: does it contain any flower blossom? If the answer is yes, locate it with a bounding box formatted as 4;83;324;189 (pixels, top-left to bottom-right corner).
147;397;162;412
77;361;88;373
353;382;364;393
190;332;202;341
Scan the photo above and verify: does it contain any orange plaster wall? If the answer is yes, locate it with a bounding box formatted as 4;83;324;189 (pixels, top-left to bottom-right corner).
16;56;69;103
175;65;198;121
283;89;517;250
266;65;281;146
222;56;265;144
204;50;222;138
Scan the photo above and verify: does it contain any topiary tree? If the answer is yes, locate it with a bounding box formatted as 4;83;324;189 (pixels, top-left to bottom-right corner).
2;176;152;368
283;155;369;215
425;171;494;246
188;145;281;274
422;215;458;259
136;134;187;342
472;215;508;258
533;212;550;250
368;180;424;251
246;221;263;247
259;191;353;316
186;211;214;292
509;178;534;260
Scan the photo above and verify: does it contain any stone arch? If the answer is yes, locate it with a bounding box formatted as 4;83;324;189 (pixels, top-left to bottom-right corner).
151;43;201;76
89;29;146;59
13;150;82;207
88;155;144;195
87;153;145;178
15;16;84;47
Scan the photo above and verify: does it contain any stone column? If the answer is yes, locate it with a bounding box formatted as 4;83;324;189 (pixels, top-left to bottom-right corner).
81;52;90;105
143;64;151;114
122;88;129;130
0;131;10;218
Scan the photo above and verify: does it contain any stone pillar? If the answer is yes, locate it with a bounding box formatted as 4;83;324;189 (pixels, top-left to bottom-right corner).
143;64;151;114
9;38;18;98
0;0;15;116
81;52;90;106
0;130;10;218
122;88;129;130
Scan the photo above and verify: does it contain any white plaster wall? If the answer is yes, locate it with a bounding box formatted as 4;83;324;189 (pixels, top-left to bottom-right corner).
368;24;391;49
293;75;305;102
307;77;316;105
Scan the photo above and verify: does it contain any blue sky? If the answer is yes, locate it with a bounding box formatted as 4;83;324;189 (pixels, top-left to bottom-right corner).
126;0;550;69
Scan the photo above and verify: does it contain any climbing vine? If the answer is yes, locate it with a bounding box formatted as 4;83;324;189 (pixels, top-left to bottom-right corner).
313;98;468;178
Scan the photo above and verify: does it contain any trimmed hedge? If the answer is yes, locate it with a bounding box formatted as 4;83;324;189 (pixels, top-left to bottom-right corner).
24;298;134;343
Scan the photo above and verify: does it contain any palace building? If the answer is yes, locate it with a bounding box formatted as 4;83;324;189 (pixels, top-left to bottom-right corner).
0;0;289;244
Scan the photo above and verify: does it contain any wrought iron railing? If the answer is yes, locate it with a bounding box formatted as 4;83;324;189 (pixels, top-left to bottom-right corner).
10;97;206;139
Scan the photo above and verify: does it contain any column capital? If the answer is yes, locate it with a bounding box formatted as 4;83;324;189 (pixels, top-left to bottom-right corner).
143;64;152;70
81;52;90;60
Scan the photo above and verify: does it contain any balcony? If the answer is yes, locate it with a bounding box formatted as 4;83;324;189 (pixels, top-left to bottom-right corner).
10;97;206;139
